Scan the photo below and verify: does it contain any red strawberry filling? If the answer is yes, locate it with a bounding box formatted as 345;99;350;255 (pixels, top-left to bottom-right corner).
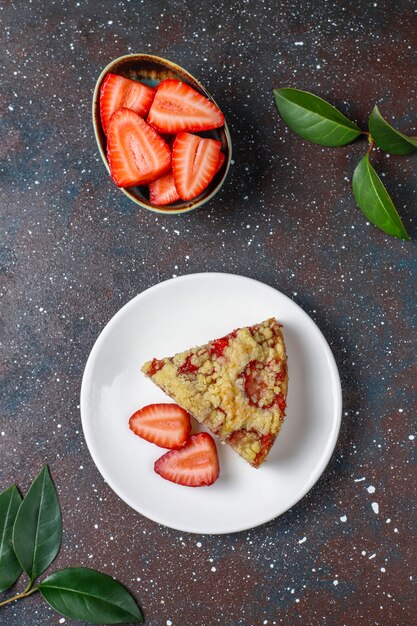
276;392;287;412
148;358;165;376
178;355;199;375
226;429;275;468
209;330;237;357
253;433;275;468
240;359;286;409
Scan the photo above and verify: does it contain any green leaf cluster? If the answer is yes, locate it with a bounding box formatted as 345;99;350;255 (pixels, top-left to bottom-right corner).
0;466;143;624
273;88;415;240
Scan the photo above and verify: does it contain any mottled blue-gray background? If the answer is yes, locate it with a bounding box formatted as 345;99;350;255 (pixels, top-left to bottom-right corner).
1;0;416;624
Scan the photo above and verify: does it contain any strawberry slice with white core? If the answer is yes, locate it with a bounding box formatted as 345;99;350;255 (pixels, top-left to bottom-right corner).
149;171;180;206
154;433;219;487
129;403;191;449
100;73;155;132
106;108;171;188
172;132;221;201
147;79;225;134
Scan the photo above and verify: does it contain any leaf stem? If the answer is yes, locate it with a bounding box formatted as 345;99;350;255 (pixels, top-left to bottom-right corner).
362;130;370;136
23;580;33;594
367;139;375;155
0;587;38;608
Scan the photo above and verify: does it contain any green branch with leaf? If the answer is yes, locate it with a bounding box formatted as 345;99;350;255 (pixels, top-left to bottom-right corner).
273;88;416;240
0;465;144;624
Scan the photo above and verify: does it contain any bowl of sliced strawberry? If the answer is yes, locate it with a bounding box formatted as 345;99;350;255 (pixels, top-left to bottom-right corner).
93;54;232;214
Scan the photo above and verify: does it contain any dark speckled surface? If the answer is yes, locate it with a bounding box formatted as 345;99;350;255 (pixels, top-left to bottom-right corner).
1;0;416;625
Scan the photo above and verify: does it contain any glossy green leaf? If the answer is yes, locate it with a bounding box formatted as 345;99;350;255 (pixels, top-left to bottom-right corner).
352;154;409;239
38;567;143;624
12;465;61;582
369;106;417;155
273;88;362;146
0;485;23;592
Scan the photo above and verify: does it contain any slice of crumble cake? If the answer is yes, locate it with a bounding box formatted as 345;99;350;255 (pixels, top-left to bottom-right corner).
141;318;288;468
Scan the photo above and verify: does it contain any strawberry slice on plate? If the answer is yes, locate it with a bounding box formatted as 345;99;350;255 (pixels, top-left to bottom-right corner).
149;171;180;206
172;132;221;201
106;108;171;188
154;433;220;487
129;403;191;449
147;79;225;134
100;73;155;132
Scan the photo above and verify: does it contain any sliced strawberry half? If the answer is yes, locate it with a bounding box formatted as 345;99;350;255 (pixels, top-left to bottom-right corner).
154;433;220;487
172;132;221;201
147;79;224;134
100;73;155;132
129;403;191;449
106;108;171;188
149;171;180;206
214;151;226;175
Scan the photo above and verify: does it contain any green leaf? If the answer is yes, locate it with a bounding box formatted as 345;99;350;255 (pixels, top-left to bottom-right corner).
352;154;409;240
0;485;23;592
369;106;417;155
12;465;61;582
38;567;144;624
273;87;362;146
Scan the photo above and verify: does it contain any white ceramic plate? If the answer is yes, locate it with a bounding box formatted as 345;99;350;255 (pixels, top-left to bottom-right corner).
80;273;342;534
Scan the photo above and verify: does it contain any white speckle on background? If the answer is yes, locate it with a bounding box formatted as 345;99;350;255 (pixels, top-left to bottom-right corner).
298;536;307;544
333;580;339;586
196;542;202;548
367;485;376;494
294;41;304;45
340;515;347;522
354;477;366;482
409;435;415;440
372;502;379;514
369;553;376;560
211;566;216;572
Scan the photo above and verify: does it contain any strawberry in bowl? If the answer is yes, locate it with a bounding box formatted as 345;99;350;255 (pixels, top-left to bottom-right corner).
92;54;232;214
